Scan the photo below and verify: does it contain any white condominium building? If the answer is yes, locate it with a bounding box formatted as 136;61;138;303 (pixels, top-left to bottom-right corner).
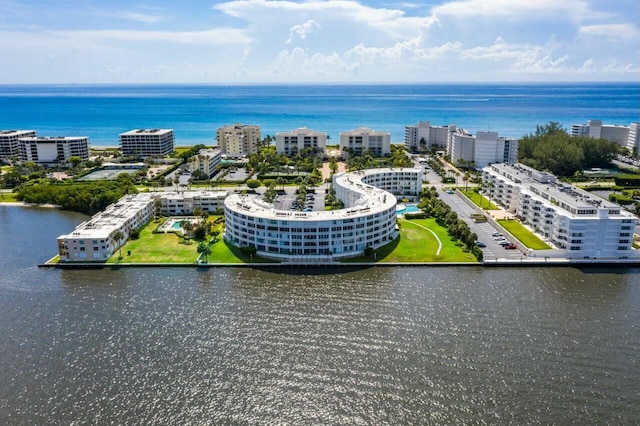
57;193;156;261
275;127;327;157
57;190;230;261
216;123;261;156
339;127;391;157
119;129;175;158
224;168;422;262
571;120;640;153
0;130;36;158
482;163;638;259
404;121;452;153
189;148;222;178
159;190;228;216
448;130;518;168
447;128;475;165
19;136;89;165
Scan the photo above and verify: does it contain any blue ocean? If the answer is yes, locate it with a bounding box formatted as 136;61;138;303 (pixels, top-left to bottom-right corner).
0;83;638;146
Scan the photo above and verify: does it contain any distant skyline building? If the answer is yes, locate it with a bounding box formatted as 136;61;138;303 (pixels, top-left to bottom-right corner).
0;130;37;158
339;127;391;157
216;123;261;157
275;127;327;157
570;120;640;154
119;129;175;158
18;136;89;165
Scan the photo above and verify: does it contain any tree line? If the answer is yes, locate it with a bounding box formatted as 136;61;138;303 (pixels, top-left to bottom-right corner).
16;174;137;215
518;122;622;177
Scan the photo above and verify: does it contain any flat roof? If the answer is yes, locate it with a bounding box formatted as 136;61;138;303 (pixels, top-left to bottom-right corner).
225;168;420;222
488;163;624;212
120;129;173;136
0;130;36;136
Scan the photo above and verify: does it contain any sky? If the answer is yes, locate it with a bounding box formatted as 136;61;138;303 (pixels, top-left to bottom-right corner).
0;0;638;84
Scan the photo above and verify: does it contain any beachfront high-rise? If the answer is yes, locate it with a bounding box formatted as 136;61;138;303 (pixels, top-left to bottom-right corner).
18;136;89;165
404;121;451;153
403;121;519;168
339;127;391;158
571;120;640;154
119;129;175;158
0;130;37;158
447;129;518;168
216;123;261;157
275;127;327;157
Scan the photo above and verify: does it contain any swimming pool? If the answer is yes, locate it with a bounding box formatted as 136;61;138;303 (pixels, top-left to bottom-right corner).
396;204;420;215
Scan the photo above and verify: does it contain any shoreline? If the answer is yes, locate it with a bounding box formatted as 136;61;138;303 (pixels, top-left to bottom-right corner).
40;258;640;269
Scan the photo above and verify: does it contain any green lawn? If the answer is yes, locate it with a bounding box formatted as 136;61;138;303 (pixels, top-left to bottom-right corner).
347;217;476;263
0;192;18;202
107;217;276;264
105;211;480;265
459;189;499;210
107;222;199;263
497;219;551;250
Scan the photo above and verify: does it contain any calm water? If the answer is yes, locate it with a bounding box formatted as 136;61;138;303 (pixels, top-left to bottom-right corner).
0;205;638;424
0;83;638;145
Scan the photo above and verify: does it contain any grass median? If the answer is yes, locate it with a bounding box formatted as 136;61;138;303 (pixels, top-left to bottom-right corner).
497;219;551;250
459;189;499;210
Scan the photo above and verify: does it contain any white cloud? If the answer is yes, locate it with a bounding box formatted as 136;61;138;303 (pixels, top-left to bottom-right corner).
286;20;320;44
579;23;640;40
51;29;252;46
431;0;597;20
117;12;164;24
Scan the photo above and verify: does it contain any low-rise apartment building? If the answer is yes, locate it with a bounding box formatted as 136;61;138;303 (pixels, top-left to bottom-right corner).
189;148;222;178
482;163;638;259
57;190;229;261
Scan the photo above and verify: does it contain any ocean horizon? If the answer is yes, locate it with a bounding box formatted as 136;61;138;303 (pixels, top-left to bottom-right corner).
1;82;638;146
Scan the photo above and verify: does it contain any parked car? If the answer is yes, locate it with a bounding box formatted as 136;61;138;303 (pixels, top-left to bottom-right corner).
475;241;487;247
504;243;517;249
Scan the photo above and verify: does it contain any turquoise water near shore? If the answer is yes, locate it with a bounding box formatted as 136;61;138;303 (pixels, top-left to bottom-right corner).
1;83;638;145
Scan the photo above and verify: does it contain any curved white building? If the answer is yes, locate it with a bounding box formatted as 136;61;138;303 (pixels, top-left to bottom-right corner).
224;168;422;262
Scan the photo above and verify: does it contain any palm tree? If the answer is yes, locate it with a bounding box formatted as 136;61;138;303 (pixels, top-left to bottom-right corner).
113;230;125;259
181;220;194;243
197;242;212;263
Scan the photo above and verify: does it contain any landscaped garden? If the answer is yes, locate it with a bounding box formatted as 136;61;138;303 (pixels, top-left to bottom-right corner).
106;213;478;265
107;215;274;264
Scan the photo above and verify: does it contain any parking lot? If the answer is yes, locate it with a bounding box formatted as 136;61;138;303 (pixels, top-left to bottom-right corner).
439;189;526;261
272;187;326;212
